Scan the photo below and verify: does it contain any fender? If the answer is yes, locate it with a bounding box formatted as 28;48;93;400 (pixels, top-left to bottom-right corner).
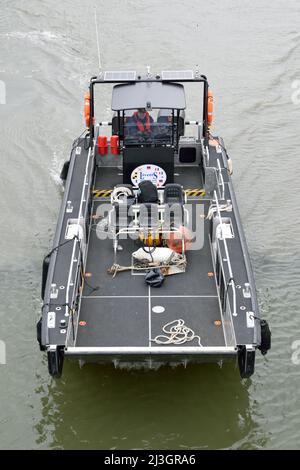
238;345;255;378
47;345;65;378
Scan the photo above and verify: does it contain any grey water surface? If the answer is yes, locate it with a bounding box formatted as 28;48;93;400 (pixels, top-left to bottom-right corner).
0;0;300;449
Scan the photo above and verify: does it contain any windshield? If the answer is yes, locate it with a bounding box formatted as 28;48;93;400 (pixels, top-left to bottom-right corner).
122;109;175;146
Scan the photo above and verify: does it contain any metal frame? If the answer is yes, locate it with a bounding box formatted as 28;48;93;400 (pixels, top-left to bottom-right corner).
213;190;237;317
216;159;225;200
88;74;209;147
64;147;94;346
66;346;236;355
218;138;261;346
109;203;189;265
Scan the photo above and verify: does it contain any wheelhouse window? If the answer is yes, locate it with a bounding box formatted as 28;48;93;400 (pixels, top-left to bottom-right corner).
122;108;174;146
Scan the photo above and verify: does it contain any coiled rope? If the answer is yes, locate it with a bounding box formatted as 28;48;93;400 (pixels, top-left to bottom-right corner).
151;319;202;346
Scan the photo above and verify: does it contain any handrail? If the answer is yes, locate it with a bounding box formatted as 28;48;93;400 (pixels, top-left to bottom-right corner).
204;144;209;166
66;346;236;355
213;190;237;317
65;146;92;319
217;159;225;200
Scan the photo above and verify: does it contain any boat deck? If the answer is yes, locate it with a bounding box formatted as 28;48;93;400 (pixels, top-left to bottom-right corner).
93;163;206;192
75;165;225;349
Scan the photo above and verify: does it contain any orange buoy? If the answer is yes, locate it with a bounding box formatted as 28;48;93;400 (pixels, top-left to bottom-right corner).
84;91;91;128
98;135;108;156
166;226;193;253
110;135;119;155
207;89;213;127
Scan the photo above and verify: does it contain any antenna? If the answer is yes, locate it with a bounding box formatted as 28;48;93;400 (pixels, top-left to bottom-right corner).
94;6;102;71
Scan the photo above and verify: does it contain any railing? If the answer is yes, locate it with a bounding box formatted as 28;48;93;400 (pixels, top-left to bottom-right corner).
216;158;225;200
203;145;225;200
110;203;189;265
213;190;237;319
65;145;93;344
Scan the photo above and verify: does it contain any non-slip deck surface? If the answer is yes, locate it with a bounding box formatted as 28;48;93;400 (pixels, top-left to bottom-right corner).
95;165;204;193
76;296;223;347
76;163;224;348
76;216;224;347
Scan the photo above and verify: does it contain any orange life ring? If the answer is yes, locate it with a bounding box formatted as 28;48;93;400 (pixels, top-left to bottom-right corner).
207;89;213;127
84;91;91;128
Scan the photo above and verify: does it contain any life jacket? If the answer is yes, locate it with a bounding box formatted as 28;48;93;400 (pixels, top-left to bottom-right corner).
133;111;151;132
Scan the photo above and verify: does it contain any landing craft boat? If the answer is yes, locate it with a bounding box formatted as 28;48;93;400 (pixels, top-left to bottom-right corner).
37;69;271;378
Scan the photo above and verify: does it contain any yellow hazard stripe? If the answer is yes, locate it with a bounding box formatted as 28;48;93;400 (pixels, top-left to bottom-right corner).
93;188;205;198
92;189;113;198
185;188;206;197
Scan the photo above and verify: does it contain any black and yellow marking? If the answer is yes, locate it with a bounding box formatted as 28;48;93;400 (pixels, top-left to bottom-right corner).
93;189;113;198
93;188;205;198
185;188;206;197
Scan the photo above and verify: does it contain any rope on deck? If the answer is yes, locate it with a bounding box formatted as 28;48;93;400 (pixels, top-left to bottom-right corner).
151;319;202;347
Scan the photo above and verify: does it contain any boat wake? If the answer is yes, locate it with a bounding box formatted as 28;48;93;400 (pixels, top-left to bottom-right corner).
49;151;64;191
2;31;64;44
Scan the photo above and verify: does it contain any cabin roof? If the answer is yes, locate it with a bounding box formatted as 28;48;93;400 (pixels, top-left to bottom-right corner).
111;82;186;111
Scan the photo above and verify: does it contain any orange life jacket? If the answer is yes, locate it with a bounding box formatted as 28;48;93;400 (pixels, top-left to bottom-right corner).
133;111;151;132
